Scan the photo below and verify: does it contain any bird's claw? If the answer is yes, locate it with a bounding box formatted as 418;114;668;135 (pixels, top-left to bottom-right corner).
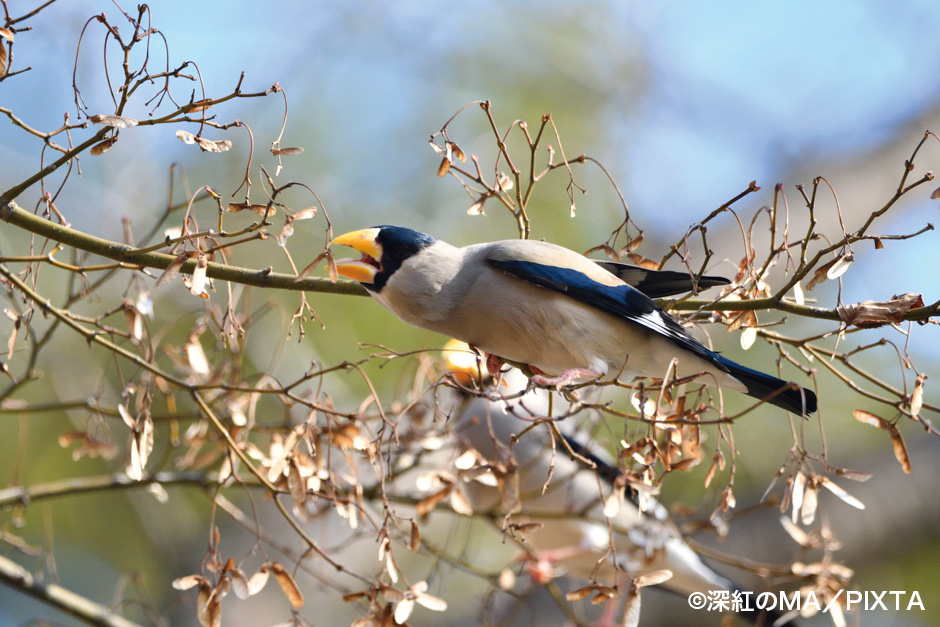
484;353;505;377
529;367;601;390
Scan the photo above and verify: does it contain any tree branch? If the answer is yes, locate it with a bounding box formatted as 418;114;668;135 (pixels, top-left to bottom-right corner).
0;199;367;296
0;554;143;627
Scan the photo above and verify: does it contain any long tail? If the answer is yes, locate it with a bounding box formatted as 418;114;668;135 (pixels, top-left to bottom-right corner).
715;354;817;415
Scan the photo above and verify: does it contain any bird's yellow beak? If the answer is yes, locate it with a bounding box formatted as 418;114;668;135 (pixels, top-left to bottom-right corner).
330;228;383;283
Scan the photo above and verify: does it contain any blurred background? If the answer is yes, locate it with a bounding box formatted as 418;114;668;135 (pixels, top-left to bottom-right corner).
2;0;940;625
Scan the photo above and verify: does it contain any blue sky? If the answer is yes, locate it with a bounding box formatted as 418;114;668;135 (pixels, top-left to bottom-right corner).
8;1;940;226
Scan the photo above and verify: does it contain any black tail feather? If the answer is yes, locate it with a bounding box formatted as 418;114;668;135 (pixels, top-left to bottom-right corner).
716;355;817;415
593;262;732;298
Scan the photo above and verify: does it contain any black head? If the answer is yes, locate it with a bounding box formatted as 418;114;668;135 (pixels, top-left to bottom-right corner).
368;226;437;292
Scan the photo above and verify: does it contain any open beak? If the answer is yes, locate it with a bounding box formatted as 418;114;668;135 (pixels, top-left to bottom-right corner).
330;228;383;283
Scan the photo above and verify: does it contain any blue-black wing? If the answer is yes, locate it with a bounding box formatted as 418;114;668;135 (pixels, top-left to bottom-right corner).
592;261;731;298
487;259;721;365
487;258;816;415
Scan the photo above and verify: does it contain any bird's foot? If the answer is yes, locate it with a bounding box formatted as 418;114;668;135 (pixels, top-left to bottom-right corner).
529;366;601;389
484;353;505;377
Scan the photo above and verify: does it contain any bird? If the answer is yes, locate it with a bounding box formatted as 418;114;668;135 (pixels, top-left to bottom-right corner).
433;340;783;625
330;225;816;415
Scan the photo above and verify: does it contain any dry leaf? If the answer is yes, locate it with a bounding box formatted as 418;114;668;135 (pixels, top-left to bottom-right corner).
790;472;806;524
590;591;613;605
826;252;853;280
291;206;317;221
227;202;275;216
852;409;885;429
721;485;736;510
437;157;451;177
467;199;485;216
277;221;294;246
704;452;721;489
566;585;596;602
633;570;673;588
779;516;812;547
0;43;6;78
911;374;926;418
853;409;912;474
837;293;923;328
4;308;19;360
386;550;399;584
806;256;843;290
603;491;621;518
890;429;912;474
196;580;220;627
623;585;641;627
155;252;195;288
270;562;304;608
278;207;316;246
246;566;271;596
449;485;473;516
495;171;513;191
413;586;447;612
172;574;205;590
394;598;415;624
818;476;865;510
0;28;14;42
90;136;118;156
454;450;476;470
186;334;210;375
271;146;304;155
624;233;645;253
138;417;154;470
800;482;817;525
342;591;368;603
416;486;449;519
669;457;700;472
287;457;306;507
196;137;232;153
176;130;197;144
792;282;805;305
740;325;757;350
190;254;209;297
832;466;873;482
127;437;142;481
88;114;138;128
124;302;143;341
380;585;404;603
626;252;660;271
230;568;250;599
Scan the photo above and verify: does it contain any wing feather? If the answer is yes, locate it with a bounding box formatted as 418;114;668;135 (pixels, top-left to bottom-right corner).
486;258;725;369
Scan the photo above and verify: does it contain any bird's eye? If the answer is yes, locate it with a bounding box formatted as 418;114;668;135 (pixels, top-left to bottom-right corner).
390;246;410;260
